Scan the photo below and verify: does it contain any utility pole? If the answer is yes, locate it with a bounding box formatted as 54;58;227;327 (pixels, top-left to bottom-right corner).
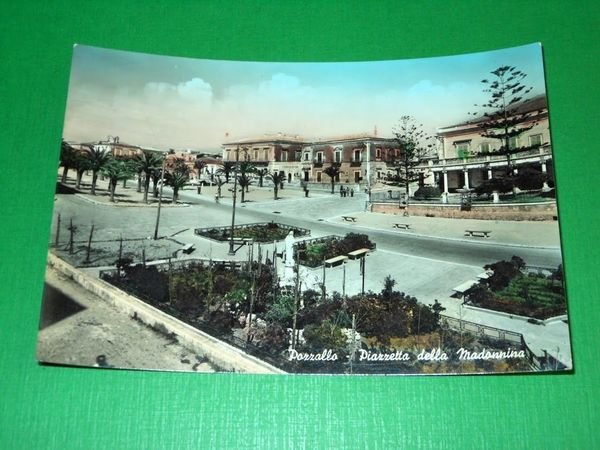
153;154;167;240
291;247;300;350
228;147;240;255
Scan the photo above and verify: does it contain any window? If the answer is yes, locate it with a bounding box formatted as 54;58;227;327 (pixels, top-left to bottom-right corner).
316;152;323;163
455;141;470;159
353;149;361;162
508;136;518;150
335;150;342;163
316;171;322;182
529;134;542;147
281;150;288;162
480;143;491;154
304;152;310;161
375;148;382;159
295;150;301;162
253;150;258;160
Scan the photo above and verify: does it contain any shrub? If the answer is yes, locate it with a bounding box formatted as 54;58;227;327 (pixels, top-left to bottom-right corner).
414;185;441;200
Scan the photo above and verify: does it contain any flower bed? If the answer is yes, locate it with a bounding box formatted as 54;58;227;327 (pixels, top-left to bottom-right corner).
295;233;375;268
195;222;310;243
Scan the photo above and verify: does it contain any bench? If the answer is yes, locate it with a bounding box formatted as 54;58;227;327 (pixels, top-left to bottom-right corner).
464;230;492;238
393;223;411;230
181;243;195;254
342;216;357;223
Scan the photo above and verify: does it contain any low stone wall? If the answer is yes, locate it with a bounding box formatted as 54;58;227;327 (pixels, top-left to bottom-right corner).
47;253;285;374
371;201;557;221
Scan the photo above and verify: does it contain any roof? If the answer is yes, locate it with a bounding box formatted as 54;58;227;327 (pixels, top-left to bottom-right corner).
438;94;548;133
223;132;396;147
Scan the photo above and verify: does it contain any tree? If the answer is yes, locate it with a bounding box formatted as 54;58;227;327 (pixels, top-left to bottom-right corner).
166;157;190;203
255;168;269;187
134;150;164;203
237;173;252;202
470;66;539;176
215;175;226;198
59;140;78;183
101;157;136;202
239;161;256;192
217;161;236;183
72;151;92;190
193;157;207;182
268;171;285;200
323;163;341;194
81;144;111;195
391;116;432;214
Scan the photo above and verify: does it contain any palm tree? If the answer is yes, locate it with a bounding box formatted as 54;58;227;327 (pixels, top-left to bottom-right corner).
166;157;190;203
59;140;78;183
134;150;164;203
215;175;226;198
101;157;136;202
255;167;268;187
217;161;236;183
82;144;111;195
237;173;253;202
239;161;256;193
323;163;341;194
73;152;92;189
193;158;207;183
268;171;285;200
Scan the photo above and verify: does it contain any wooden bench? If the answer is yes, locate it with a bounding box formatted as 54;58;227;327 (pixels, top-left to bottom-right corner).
342;216;357;223
181;243;195;254
324;255;348;267
464;230;492;238
393;223;411;230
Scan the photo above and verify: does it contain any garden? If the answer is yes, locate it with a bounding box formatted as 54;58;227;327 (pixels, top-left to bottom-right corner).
295;233;376;268
101;260;532;374
466;257;566;320
195;222;310;243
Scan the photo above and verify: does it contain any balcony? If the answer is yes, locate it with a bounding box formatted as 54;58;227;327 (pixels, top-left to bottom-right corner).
424;146;552;170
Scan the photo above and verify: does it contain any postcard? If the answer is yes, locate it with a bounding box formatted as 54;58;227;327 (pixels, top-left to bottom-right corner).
37;43;572;374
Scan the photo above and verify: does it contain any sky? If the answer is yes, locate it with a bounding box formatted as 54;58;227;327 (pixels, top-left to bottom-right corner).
62;43;547;151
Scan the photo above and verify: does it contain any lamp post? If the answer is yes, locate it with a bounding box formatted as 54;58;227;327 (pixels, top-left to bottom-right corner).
228;147;240;255
153;153;167;240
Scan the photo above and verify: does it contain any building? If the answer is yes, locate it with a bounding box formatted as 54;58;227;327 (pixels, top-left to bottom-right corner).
222;133;402;187
423;95;553;193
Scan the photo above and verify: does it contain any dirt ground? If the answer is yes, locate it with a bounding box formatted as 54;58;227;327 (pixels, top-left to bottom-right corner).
37;266;216;373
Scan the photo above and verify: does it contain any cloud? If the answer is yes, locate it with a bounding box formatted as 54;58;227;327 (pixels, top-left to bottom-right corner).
144;77;213;104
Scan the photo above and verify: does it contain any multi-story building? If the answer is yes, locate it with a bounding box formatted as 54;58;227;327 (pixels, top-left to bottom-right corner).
222;133;402;187
423;95;553;193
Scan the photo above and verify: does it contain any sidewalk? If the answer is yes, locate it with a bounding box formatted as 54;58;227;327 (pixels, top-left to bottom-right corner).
328;211;562;249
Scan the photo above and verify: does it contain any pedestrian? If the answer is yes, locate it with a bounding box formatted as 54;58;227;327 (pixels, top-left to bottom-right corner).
350;188;354;197
340;185;344;197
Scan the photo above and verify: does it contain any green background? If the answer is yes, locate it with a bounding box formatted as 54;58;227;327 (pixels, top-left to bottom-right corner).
1;1;599;448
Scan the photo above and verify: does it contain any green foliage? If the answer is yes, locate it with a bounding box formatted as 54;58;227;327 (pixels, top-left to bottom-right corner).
298;233;374;267
471;65;538;175
475;176;514;197
389;116;432;199
468;261;566;319
302;319;347;353
514;166;547;190
198;223;308;243
413;185;441;200
264;293;295;327
323;163;341;193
